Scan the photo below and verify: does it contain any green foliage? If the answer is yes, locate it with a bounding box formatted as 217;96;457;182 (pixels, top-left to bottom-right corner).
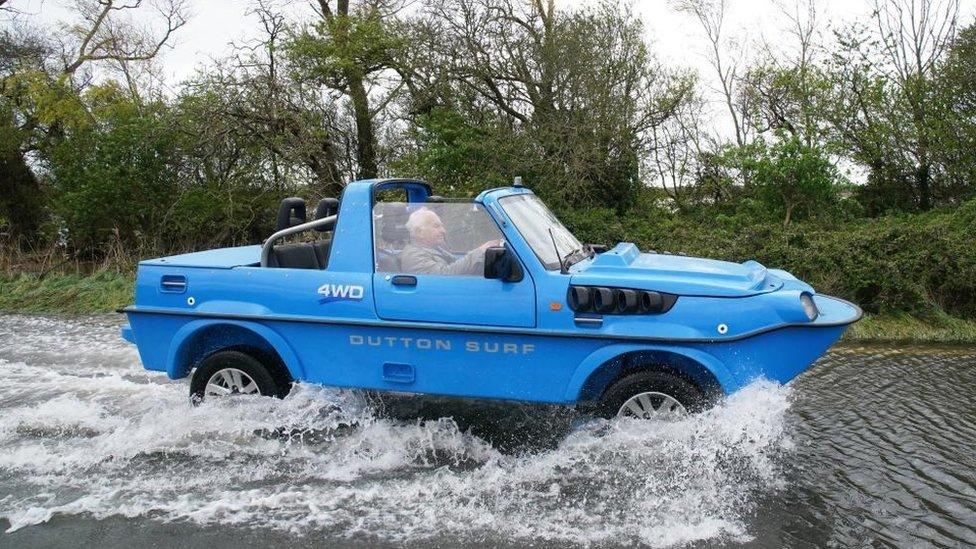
561;202;976;319
820;21;976;213
286;7;403;86
847;312;976;344
44;85;177;252
392;106;547;198
934;23;976;203
717;135;841;226
43;83;281;255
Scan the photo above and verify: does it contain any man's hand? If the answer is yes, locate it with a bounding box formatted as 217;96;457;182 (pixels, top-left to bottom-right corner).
476;239;505;253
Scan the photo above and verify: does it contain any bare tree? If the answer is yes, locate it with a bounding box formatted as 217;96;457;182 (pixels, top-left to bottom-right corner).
672;0;753;148
649;92;709;210
0;0;26;16
775;0;822;144
874;0;959;84
820;0;961;211
742;0;827;146
179;1;346;197
60;0;188;76
873;0;959;209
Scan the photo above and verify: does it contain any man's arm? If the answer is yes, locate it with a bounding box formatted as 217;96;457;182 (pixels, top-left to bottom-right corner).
400;245;487;276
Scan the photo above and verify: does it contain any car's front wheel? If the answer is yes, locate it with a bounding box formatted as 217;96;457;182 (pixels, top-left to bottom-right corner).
190;350;289;404
597;370;710;420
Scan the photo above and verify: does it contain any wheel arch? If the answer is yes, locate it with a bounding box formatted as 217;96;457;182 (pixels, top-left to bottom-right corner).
165;319;303;381
564;344;738;403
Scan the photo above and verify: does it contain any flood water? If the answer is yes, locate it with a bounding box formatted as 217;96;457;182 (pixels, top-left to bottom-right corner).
0;314;974;548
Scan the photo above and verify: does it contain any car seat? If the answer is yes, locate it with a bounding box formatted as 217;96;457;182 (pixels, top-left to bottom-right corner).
375;202;410;272
268;197;336;269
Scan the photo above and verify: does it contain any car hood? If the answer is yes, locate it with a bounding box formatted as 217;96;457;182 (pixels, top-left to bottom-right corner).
569;243;782;297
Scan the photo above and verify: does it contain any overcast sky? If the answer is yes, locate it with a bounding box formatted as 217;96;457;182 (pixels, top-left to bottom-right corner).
10;1;920;80
7;0;976;138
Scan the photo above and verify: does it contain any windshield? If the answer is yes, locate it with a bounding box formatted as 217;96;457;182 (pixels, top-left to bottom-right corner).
498;194;585;270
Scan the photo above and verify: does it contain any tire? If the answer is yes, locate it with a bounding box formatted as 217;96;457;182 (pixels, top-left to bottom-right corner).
189;350;290;404
597;369;710;420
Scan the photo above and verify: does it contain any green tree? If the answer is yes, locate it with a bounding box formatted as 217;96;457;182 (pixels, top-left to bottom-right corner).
47;83;282;255
0;29;58;241
718;135;840;227
823;1;960;213
45;84;180;253
287;0;406;180
391;104;542;196
0;0;187;242
403;0;692;210
934;22;976;203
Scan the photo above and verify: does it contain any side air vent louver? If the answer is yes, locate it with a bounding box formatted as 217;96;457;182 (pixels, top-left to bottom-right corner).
568;286;592;311
567;285;677;316
616;289;639;313
592;287;617;314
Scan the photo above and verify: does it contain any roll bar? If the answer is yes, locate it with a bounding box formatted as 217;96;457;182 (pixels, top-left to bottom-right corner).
260;214;337;267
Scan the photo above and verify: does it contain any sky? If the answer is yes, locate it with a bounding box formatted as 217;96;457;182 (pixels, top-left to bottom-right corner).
6;0;976;138
7;0;904;83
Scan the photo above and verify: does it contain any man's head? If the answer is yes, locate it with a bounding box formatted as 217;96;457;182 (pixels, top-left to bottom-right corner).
405;208;446;247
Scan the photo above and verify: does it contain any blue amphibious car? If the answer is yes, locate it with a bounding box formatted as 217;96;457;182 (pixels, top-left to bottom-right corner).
121;178;861;419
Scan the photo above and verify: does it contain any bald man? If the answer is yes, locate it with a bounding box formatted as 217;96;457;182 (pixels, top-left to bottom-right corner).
398;208;499;275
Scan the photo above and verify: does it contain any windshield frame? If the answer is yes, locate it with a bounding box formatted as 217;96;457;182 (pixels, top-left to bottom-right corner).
497;193;586;271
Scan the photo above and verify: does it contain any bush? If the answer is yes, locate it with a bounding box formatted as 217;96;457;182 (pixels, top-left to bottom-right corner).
42;85;283;257
564;203;976;318
43;89;177;254
713;135;841;227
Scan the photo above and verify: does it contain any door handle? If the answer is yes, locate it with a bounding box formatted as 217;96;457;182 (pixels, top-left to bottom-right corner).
391;275;417;286
160;275;187;293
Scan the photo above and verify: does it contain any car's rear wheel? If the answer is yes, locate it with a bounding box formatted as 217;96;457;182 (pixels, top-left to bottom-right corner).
190;350;288;404
597;370;710;420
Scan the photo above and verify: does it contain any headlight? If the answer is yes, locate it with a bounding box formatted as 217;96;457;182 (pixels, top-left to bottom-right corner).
800;293;819;321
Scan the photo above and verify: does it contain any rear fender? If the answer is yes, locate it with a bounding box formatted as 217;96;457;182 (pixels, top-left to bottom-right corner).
165;319;304;380
564;344;737;402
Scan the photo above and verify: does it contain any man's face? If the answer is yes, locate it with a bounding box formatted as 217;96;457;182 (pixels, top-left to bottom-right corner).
415;211;446;246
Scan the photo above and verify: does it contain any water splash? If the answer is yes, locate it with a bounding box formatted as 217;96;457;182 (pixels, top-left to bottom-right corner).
0;315;794;547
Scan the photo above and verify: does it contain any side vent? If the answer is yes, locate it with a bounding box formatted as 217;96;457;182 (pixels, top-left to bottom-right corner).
567;285;677;315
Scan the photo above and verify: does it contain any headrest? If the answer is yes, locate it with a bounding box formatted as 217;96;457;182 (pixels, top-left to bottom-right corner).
275;197;306;232
314;198;340;232
315;197;339;219
378;202;410;245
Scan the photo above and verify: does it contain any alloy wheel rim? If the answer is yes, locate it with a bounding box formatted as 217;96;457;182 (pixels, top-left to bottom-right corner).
617;391;687;419
205;368;261;397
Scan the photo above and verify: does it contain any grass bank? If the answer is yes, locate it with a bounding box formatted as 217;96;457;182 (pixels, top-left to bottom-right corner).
845;312;976;345
2;272;975;344
0;272;134;314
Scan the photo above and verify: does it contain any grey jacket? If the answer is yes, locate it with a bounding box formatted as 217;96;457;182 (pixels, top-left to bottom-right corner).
398;243;484;275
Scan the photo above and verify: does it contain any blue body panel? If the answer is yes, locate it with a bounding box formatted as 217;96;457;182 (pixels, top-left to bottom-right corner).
572;244;782;297
372;273;537;327
140;245;262;268
121;179;862;405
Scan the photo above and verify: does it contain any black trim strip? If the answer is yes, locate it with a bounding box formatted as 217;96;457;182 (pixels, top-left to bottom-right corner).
119;296;862;344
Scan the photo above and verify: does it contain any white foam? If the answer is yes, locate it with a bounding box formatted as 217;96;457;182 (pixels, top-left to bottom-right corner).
0;315;795;547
